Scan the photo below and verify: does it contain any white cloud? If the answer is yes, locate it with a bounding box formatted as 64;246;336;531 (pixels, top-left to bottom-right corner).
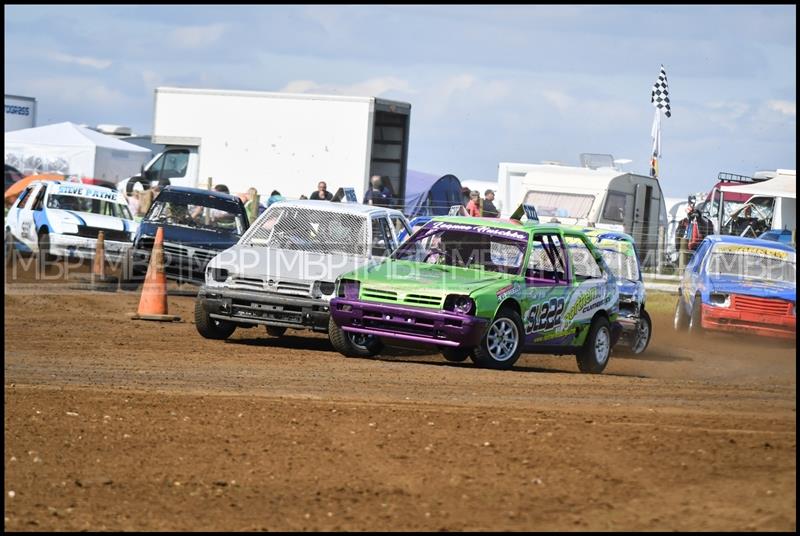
50;52;111;70
279;76;413;97
767;100;796;117
170;23;228;49
541;89;573;112
24;76;129;108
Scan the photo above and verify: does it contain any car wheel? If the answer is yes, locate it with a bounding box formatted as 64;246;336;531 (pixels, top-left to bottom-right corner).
673;295;689;331
328;316;383;357
470;308;523;370
4;229;14;263
37;230;54;272
688;295;704;336
194;299;237;340
441;348;471;362
265;326;287;337
630;309;652;355
576;316;612;374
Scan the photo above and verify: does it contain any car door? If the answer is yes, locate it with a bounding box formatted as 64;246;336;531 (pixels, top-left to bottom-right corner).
562;232;616;339
390;213;412;244
521;232;572;345
684;239;711;312
6;185;35;241
15;184;44;250
370;216;398;259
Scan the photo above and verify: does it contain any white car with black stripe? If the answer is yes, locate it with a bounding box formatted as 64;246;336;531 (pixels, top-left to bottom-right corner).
5;180;138;262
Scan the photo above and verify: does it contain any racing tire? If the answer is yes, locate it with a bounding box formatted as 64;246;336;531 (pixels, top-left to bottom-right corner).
441;348;471;362
265;326;287;337
576;316;612;374
673;295;689;331
328;316;383;358
470;308;524;370
5;229;14;264
688;295;704;336
630;309;652;355
194;299;237;340
36;230;54;273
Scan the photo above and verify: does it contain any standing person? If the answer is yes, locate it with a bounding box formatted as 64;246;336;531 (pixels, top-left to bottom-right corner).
482;189;500;218
466;190;482;217
244;187;260;222
363;175;391;207
461;186;472;207
267;190;285;207
310;181;333;201
138;178;167;217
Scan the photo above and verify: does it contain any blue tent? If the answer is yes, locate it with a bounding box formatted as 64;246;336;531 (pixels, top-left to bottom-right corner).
403;170;463;218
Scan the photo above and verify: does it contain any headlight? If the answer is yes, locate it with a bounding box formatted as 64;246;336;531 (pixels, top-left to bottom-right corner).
315;281;336;297
206;267;229;284
59;223;79;235
709;292;730;307
337;279;360;299
444;294;475;315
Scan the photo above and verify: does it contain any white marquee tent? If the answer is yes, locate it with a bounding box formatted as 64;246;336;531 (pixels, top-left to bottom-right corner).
4;121;151;183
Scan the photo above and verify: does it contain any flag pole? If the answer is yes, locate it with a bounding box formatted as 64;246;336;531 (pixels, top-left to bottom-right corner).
650;107;661;179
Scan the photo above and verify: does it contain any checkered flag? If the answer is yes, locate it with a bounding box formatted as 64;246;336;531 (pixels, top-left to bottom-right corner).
651;65;671;118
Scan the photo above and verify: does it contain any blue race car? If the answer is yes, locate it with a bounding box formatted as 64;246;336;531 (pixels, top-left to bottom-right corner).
674;235;795;340
397;215;433;242
759;229;794;247
131;186;249;284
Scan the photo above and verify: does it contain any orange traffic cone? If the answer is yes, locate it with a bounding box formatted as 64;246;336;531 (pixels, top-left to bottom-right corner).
129;226;180;321
71;230;117;291
93;230;107;280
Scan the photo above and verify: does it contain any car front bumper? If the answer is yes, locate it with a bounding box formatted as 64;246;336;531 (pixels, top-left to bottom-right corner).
330;298;488;348
701;304;796;340
133;243;220;284
199;287;330;332
51;233;132;261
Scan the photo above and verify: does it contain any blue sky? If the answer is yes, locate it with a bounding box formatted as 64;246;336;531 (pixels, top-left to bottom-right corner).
4;5;796;198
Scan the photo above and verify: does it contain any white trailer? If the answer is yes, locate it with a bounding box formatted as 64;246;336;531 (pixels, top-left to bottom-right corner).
128;87;411;202
497;159;668;269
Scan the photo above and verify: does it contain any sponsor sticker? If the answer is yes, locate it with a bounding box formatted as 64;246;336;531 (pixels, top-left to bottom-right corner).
715;244;789;260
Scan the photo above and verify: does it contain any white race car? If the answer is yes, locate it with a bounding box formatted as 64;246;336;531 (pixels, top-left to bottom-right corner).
5;180;138;262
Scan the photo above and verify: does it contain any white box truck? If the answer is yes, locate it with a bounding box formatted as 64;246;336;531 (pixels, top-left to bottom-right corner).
125;87;411;203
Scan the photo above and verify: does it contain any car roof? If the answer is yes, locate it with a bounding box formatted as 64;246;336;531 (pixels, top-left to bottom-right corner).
429;216;577;235
45;180;120;195
560;224;636;243
162;185;241;202
268;199;406;218
705;234;795;253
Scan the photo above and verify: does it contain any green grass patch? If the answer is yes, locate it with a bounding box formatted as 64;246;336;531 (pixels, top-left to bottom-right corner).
645;291;678;314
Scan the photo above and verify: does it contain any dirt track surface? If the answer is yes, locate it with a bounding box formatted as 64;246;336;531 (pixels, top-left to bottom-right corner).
4;269;797;531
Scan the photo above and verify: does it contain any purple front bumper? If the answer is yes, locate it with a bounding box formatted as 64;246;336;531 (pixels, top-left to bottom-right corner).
330;298;488;348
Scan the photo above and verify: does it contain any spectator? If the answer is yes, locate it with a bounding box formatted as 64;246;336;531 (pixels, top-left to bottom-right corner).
267;190;285;207
461;186;471;207
244;187;260;222
466;190;482;217
363;175;391;207
482;189;500;218
192;184;234;221
299;194;308;200
310;181;333;201
137;179;166;217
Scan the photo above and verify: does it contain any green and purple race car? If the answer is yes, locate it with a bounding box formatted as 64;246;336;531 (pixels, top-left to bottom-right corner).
329;216;620;373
